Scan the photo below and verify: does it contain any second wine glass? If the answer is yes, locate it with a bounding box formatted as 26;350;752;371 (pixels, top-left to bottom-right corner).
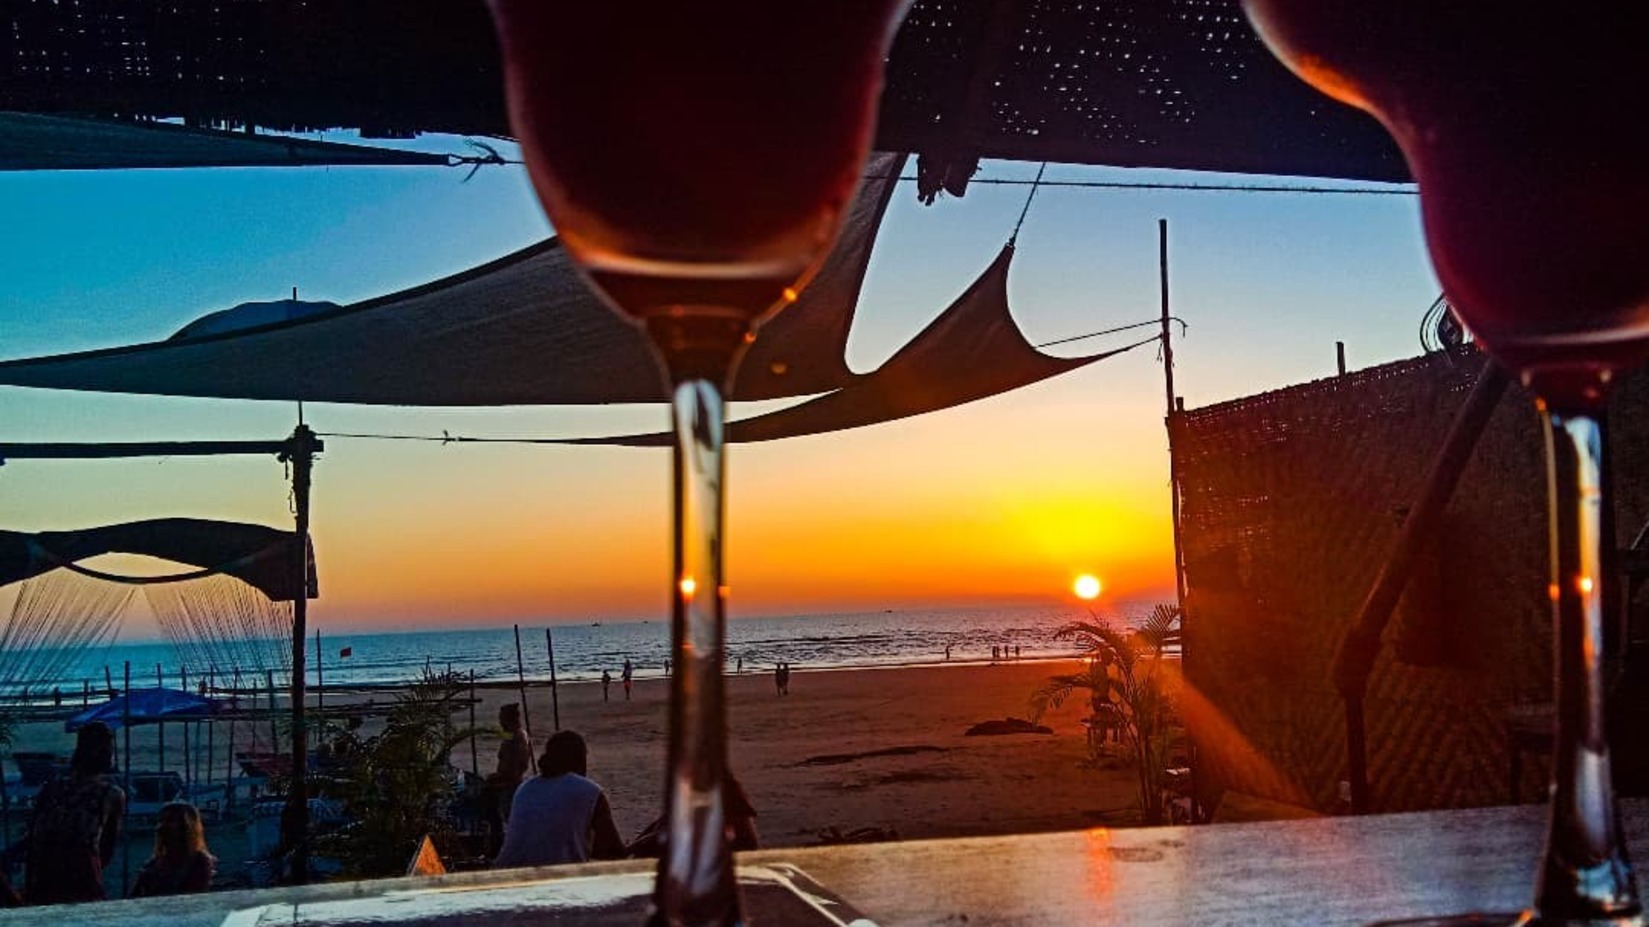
1241;3;1649;925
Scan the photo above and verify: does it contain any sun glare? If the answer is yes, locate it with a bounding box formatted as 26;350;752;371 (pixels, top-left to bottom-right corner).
1074;574;1102;600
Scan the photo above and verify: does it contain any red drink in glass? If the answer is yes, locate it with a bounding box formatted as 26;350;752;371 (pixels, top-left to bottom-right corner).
491;2;905;328
1244;3;1649;408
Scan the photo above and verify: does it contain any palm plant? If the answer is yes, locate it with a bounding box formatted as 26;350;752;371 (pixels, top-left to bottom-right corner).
315;669;477;877
1030;603;1182;825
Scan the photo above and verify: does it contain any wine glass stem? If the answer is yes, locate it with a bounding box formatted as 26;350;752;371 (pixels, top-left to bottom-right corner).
652;373;741;927
1537;409;1641;924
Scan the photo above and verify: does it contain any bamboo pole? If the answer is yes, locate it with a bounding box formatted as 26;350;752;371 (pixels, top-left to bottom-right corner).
225;668;239;812
1335;361;1510;812
315;627;324;717
469;669;480;837
282;423;319;884
206;669;215;787
156;663;166;777
513;624;533;735
181;666;191;788
122;661;131;896
545;628;561;731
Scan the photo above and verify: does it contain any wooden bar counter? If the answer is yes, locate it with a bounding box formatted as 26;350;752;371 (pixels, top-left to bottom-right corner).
9;801;1638;926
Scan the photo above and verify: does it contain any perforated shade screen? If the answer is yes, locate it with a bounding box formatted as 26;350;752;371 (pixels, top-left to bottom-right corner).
0;0;1405;180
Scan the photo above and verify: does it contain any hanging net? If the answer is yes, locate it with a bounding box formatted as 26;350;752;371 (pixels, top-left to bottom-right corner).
0;570;135;703
143;573;292;690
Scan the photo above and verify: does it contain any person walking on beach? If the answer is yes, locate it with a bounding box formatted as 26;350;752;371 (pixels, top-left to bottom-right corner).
23;722;125;905
483;704;533;855
621;659;633;701
601;670;612;702
493;731;625;868
130;802;215;897
777;662;791;696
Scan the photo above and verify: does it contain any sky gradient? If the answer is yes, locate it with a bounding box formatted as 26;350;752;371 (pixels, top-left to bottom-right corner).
0;139;1436;637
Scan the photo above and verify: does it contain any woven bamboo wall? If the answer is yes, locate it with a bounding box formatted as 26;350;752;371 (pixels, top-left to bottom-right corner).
1174;349;1649;814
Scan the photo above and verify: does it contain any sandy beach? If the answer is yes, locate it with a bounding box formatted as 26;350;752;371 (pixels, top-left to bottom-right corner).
459;659;1136;846
2;658;1140;887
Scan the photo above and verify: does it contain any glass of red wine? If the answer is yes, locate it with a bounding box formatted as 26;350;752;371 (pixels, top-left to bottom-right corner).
1241;4;1649;925
485;4;911;925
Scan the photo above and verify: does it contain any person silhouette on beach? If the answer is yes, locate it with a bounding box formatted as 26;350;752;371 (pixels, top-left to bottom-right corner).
622;660;633;701
483;704;533;855
736;655;743;674
944;644;952;661
24;722;125;905
776;662;791;696
601;670;612;702
492;731;625;868
130;802;215;897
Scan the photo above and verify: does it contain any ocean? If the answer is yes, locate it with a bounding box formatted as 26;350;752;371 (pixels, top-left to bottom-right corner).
3;602;1159;698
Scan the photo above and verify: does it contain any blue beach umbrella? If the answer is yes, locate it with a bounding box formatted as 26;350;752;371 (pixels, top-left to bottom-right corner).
64;687;220;732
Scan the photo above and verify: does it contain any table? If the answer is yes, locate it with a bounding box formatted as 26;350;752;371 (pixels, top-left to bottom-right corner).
7;801;1630;926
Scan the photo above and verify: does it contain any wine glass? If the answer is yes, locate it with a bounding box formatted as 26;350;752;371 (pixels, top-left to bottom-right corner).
1240;4;1649;925
485;5;911;926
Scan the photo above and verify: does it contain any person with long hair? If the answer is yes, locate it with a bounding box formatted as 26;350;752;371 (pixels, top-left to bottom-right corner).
129;802;215;897
24;722;125;905
492;730;625;868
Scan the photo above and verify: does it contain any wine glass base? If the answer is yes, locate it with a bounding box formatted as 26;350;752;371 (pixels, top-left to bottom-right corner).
223;863;875;926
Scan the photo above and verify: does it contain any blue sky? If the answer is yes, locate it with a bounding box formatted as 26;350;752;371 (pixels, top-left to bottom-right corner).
0;132;1438;634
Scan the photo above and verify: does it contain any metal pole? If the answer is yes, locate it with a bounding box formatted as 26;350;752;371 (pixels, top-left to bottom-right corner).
545;628;561;731
281;423;319;883
513;624;533;735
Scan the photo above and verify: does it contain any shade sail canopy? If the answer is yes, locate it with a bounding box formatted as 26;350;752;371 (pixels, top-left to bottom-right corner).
65;687;220;732
0;112;450;171
0;153;904;406
0;518;314;602
0;1;1403;182
574;244;1155;446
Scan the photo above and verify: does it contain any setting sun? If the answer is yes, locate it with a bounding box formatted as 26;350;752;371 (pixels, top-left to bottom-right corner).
1074;574;1103;600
